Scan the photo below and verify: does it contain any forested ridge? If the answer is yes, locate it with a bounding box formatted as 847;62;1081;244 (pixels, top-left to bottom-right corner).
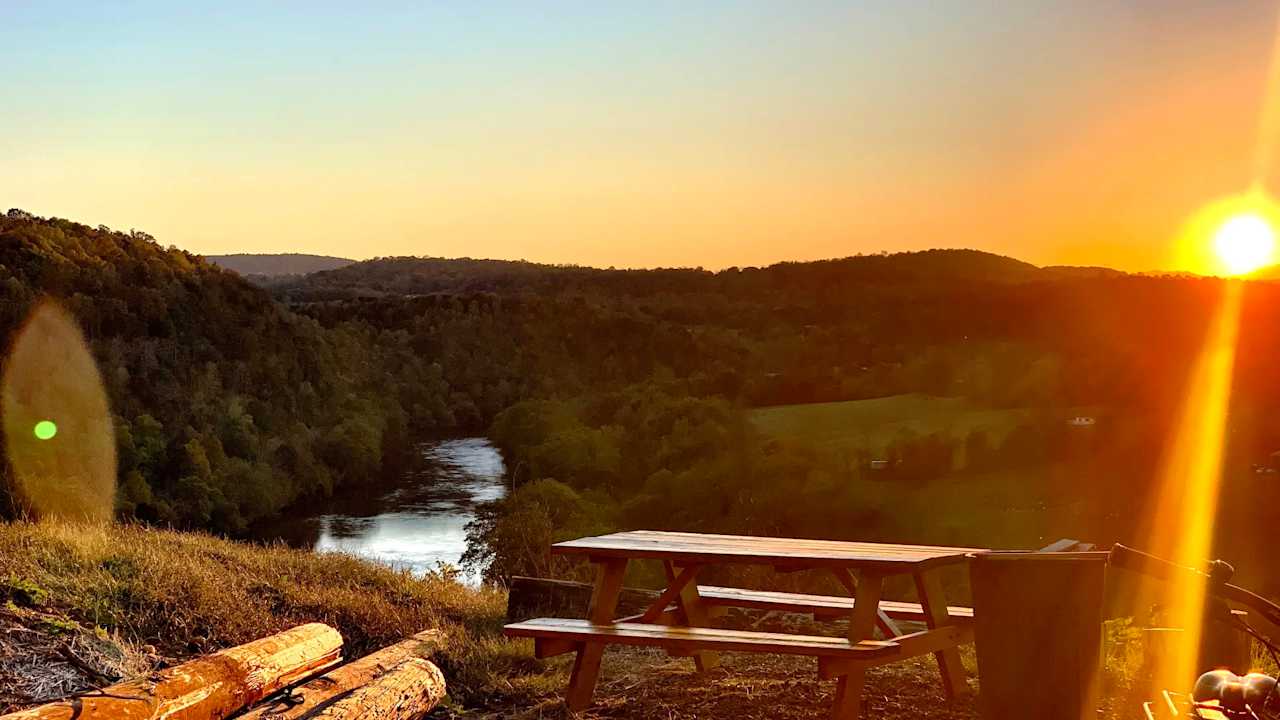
7;209;1280;594
1;211;463;530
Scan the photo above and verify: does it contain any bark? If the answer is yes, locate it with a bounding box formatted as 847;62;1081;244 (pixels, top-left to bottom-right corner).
239;631;444;720
0;623;343;720
305;659;445;720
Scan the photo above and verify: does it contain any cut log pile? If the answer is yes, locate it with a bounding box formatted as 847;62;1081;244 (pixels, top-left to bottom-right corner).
0;625;446;720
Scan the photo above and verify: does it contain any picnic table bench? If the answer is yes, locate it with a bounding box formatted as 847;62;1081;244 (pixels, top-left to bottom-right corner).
504;530;986;719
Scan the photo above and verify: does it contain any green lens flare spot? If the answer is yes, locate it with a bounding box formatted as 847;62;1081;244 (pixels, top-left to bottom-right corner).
33;420;58;440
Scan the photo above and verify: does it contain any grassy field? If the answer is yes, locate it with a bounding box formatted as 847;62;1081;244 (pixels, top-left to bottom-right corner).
750;394;1104;554
750;393;1091;454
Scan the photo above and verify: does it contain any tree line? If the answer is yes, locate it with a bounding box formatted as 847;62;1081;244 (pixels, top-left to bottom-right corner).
8;209;1280;596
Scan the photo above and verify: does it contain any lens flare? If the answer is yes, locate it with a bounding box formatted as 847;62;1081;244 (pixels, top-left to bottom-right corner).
1;300;115;523
33;420;57;440
1137;280;1242;694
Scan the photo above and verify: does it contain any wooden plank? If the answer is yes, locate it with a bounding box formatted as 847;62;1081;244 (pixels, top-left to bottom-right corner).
847;572;884;642
564;558;627;711
915;568;969;698
625;530;983;554
639;564;699;622
505;619;900;659
666;562;719;672
304;657;445;720
506;575;659;622
552;531;984;571
831;569;901;638
241;630;443;720
1039;538;1081;553
829;667;866;720
829;571;886;720
697;586;974;620
534;637;579;658
818;625;975;679
559;530;984;557
1;623;343;720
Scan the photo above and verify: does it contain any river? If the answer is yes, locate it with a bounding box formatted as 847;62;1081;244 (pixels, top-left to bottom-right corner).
249;437;507;584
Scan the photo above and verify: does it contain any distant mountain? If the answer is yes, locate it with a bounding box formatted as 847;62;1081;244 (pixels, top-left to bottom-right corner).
206;253;354;277
274;249;1055;301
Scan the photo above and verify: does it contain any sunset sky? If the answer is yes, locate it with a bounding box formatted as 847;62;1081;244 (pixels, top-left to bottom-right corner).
5;1;1280;271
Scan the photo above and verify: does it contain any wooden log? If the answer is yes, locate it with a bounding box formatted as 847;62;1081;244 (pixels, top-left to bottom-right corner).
1;623;343;720
307;658;445;720
240;631;444;720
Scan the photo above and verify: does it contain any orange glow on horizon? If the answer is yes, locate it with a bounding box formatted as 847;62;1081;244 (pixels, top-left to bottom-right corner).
1213;213;1275;275
1174;191;1280;276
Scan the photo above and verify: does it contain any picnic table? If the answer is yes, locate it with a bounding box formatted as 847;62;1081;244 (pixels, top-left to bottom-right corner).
505;530;987;719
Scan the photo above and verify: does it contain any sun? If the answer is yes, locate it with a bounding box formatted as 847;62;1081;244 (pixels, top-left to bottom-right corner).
1213;212;1276;275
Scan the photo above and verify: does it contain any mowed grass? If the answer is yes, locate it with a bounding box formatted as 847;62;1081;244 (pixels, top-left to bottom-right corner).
751;394;1101;553
0;521;562;711
751;393;1091;454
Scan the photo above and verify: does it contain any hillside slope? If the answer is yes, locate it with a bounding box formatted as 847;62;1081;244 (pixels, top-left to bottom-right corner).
0;521;518;714
0;211;458;531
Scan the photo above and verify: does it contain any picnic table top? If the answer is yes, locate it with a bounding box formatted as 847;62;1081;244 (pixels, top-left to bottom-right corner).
552;530;987;572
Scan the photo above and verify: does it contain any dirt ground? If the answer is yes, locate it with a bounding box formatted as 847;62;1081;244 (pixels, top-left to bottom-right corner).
0;606;154;713
465;648;982;720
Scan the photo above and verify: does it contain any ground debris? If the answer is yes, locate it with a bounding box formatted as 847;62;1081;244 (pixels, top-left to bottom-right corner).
0;605;154;714
460;649;981;720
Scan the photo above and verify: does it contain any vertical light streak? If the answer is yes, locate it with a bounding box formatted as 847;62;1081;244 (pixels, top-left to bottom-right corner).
1253;7;1280;187
1142;280;1242;691
1139;0;1280;692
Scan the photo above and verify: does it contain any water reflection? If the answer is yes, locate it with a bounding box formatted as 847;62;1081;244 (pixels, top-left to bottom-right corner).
250;437;506;583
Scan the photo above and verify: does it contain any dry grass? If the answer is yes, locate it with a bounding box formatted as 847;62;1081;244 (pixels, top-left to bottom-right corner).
0;520;543;713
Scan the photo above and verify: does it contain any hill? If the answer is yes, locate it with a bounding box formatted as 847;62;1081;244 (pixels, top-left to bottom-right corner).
205;253;354;277
274;248;1047;301
0;210;472;531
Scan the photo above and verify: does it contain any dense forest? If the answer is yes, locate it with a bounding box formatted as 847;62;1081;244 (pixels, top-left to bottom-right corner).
1;211;459;530
6;209;1280;593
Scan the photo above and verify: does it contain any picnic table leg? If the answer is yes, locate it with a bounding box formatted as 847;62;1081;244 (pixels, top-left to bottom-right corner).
831;570;885;720
831;567;901;638
565;557;628;711
665;561;721;672
913;568;969;698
